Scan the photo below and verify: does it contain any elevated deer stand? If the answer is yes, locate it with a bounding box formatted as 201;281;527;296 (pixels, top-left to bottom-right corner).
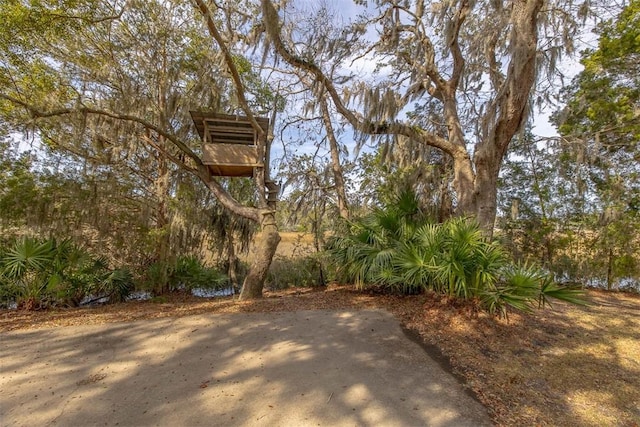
190;112;280;299
190;111;268;177
190;111;278;206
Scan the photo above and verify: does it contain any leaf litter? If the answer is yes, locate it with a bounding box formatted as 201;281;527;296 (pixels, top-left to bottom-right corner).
1;285;638;426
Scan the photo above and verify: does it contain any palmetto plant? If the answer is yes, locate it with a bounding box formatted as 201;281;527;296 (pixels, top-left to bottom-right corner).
97;268;135;303
0;237;133;309
171;255;228;291
1;238;58;309
326;190;586;315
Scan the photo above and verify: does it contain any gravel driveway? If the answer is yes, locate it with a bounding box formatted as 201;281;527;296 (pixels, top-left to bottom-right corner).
1;309;490;426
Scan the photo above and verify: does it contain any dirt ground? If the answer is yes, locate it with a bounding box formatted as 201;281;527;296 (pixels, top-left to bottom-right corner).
1;285;639;426
1;308;491;427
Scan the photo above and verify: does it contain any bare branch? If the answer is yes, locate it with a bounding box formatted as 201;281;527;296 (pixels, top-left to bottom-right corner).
260;0;458;157
0;92;203;166
191;0;266;141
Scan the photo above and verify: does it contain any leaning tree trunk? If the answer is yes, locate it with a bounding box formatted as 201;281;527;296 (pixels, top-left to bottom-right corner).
451;149;477;218
200;166;279;300
473;144;503;237
320;93;350;220
239;212;281;300
201;173;280;300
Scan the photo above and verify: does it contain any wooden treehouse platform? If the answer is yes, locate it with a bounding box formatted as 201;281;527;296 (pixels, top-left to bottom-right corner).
190;111;270;177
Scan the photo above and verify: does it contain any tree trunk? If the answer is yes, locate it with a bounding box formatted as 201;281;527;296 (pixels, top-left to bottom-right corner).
320;93;350;219
448;141;503;238
200;169;277;299
155;154;171;293
473;156;501;236
451;151;476;217
469;0;542;237
443;96;477;220
239;212;281;299
226;233;239;288
438;183;453;223
606;248;613;291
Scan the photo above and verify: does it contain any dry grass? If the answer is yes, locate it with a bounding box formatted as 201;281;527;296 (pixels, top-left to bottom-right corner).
1;286;638;426
236;231;316;263
274;231;316;257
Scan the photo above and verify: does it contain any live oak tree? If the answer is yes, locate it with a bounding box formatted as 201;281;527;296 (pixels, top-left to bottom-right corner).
259;0;592;236
0;0;281;298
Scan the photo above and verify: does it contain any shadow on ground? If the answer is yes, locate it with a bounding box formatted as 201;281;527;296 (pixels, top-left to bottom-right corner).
1;309;490;426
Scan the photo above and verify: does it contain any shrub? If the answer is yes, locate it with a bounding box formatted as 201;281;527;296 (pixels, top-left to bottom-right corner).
173;255;228;290
267;254;325;290
326;190;586;315
97;268;135;303
0;237;133;309
140;256;228;294
142;261;173;294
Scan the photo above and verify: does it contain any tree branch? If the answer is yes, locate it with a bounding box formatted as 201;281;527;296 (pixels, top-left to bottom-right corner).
1;91;263;222
0;92;203;167
141;134;198;175
448;0;470;92
192;0;274;209
487;0;543;154
191;0;266;141
197;165;261;222
260;0;458;157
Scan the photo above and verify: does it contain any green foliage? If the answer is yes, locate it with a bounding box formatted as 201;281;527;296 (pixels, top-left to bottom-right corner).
141;256;228;295
1;0;266;289
98;268;135;303
353;149;451;220
0;141;39;227
499;2;640;291
0;237;133;309
267;254;325;290
557;0;639;143
327;190;586;315
277;154;341;234
172;255;228;291
327;189;433;291
142;261;171;295
232;54;286;114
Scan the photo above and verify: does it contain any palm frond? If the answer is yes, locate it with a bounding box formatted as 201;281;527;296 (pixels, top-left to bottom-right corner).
324;189;587;316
